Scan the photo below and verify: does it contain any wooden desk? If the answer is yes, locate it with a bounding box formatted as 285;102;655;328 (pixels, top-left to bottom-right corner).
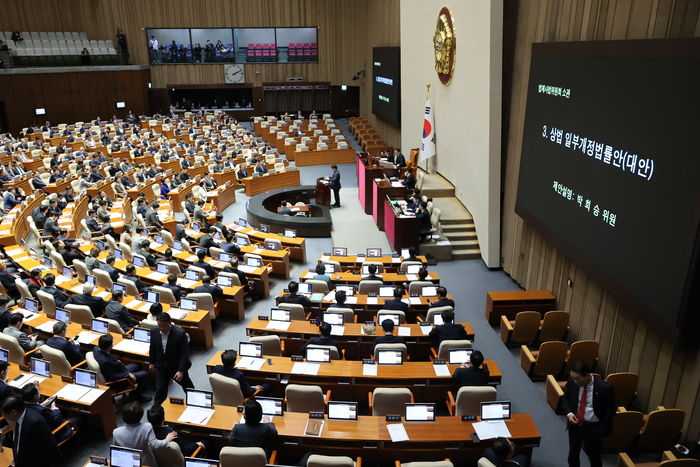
168;179;199;212
7;364;117;441
246;318;473;360
205;353;501;402
126;178;160;203
162;401;540;466
315;177;331;206
208;184;237;212
0;193;43;246
228;223;306;264
300;270;440;287
384;198;419;252
3;174;33;196
212;170;237;187
45;174;77;194
373;180;407;232
242;170;301;197
485;290;557;325
356;154;399;215
293;148;355;167
315;254;427;273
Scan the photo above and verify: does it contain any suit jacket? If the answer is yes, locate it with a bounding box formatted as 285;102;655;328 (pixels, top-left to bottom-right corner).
301;336;340;355
237;169;249;180
194;207;209;227
429;323;468;343
193;283;223;300
13;407;61;467
184;201;196;214
361;274;383;284
46;336;84;366
145;209;163;228
122;274;146;294
198;234;219;254
429;298;456;309
43;218;60;238
212;365;257;397
33;212;47;230
383;298;409;313
25;401;64;430
99;263;120;283
395;153;406;167
562;376;616;437
280;293;312;308
149;325;191;372
369;334;405;355
40;285;69;307
329;170;341;189
161;283;182;303
31;176;46;189
106;301;139;332
402;173;416;190
213;222;231;241
222;266;249;290
228;421;278;449
452;365;490;387
113;422;169;467
255;164;268;174
192;260;216;279
93;348;131;382
153;425;200;457
417;209;432;232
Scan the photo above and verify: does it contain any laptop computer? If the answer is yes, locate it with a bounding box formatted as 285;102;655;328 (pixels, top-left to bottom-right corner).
55;308;70;324
154;234;164;244
433;313;445;326
377;313;400;326
401;248;410;259
74;368;97;388
192;223;200;234
24;298;38;313
86;274;96;286
184;458;220;467
144;291;160;304
297;282;312;295
181;297;198;312
110;446;142;467
328;401;358;421
217;275;232;287
185;270;200;281
92;319;109;334
306;347;331;363
448;348;473;365
133;256;145;268
133;327;150;343
0;348;8;363
405;403;436;422
239;342;263;358
335;285;355;296
406;264;422;274
62;266;72;280
366;248;382;257
112;283;127;295
186;389;214;409
157;263;169;274
115;248;123;260
265;240;279;251
30;357;51;379
480;401;512;421
256;397;284;416
377;349;403;365
219;252;232;263
323;313;344;326
259;224;270;233
332;247;347;257
378;286;395;298
421;285;438;297
236;236;248;246
194;247;205;257
96;240;105;251
324;264;336;274
237;218;247;227
271;308;291;322
173;240;183;252
284;228;296;238
247;257;262;268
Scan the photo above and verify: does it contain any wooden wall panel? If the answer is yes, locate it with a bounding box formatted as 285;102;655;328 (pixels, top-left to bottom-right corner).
501;0;700;440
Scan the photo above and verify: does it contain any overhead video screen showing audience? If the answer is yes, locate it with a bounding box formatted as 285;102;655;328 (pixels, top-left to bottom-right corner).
515;40;700;342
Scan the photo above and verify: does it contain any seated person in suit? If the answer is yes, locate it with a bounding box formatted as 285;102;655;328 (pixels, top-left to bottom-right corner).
483;437;530;467
222;257;256;295
4;312;44;352
147;405;209;457
22;381;84;444
429;309;467;344
94;334;151;402
106;290;140;332
46;321;85;367
192;249;217;278
403;246;420;262
332;290;352;309
122;264;148;295
300;321;341;356
311;262;332;288
451;350;490;389
155;249;185;273
405;195;422;214
428;286;456;309
193;275;223;300
280;281;312;308
40;273;70;307
228;399;278;459
393;148;406;168
138;240;157;268
197;226;220;256
370;319;405;356
99;255;120;282
417;202;432;241
361;263;383;284
212;349;272;396
66;282;108;317
113;402;175;467
0;295;12;332
0;361;16;404
403;266;429;290
0;395;61;466
383;287;409;313
26;268;45;298
401;167;416;190
278;200;293;216
162;274;183;303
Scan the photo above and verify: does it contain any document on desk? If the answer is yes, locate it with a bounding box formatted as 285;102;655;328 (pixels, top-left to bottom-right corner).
77;331;101;344
392;257;401;263
237;357;265;371
238;266;255;274
409;297;422;305
96;291;110;298
147;271;168;281
397;327;411;337
55;384;92;401
367;297;378;305
72;284;85;294
18;310;40;322
433;364;451;377
320;255;330;261
138;301;153;312
363;364;378;376
79;388;106;404
178;407;215;425
472;420;512;440
390;181;404;188
36;320;58;333
387;423;409;442
324;291;336;302
113;339;149;354
304;271;315;279
406;274;418;281
266;320;291;331
330;325;345;336
185;255;198;262
345;296;358;305
5;248;22;256
420;326;432;336
167;308;188;320
125;299;144;309
55;275;71;285
291;362;307;374
252;248;264;255
248;230;259;235
177;279;197;289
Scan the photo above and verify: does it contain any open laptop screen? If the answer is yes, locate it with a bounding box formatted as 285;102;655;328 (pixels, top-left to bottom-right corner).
328;401;358;421
247;257;262;268
259;223;270;233
181;297;197;311
110;446;142;467
30;357;51;378
133;328;150;343
74;368;97;388
55;308;70;324
219;252;232;263
366;248;382;257
324;264;336;274
186;389;214;409
335;285;354;296
406;264;422;274
405;403;436;422
133;256;145;268
323;313;344;326
298;282;312;295
271;308;291;322
377;314;400;326
217;275;232;287
92;319;109;334
306;347;331;363
144;291;160;304
157;263;169;274
378;286;395;298
284;228;296;238
256;397;284;416
481;401;512;420
332;247;347;257
112;283;127;295
185;270;200;281
239;342;263;358
24;298;38;312
185;458;220;467
0;348;8;363
448;348;472;365
377;349;403;365
421;286;438;297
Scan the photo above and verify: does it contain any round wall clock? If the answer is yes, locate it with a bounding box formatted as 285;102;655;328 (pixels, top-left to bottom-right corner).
433;7;456;85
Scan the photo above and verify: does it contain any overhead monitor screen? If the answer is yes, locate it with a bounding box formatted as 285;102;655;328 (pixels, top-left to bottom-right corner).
372;47;401;126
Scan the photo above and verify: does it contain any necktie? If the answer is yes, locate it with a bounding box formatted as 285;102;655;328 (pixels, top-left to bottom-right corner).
14;420;20;456
576;385;587;425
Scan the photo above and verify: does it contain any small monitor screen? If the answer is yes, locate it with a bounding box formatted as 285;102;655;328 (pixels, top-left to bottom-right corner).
154;235;164;244
236;236;248;246
92;319;109;334
157;263;169;274
324;264;335;274
115;249;123;260
271;308;291;322
406;264;422;274
284;228;296;238
217;275;232;287
362;265;381;275
421;286;438;297
112;283;127;295
194;247;205;257
110;446;142;467
219;252;232;263
335;285;354;296
256;397;284;416
328;401;358;421
377;314;400;326
405;403;436;422
185;270;200;281
259;224;269;233
0;348;8;363
481;401;512;421
62;266;72;279
185;458;220;467
379;286;395;298
186;389;213;409
433;313;444;326
366;248;382;257
24;298;38;312
333;247;347;257
265;240;279;251
116;102;126;109
133;328;150;343
213;231;221;241
306;347;331;363
181;297;197;311
144;291;160;304
96;241;105;251
246;257;262;268
74;368;97;388
173;241;182;251
297;282;312;295
86;274;96;285
323;313;344;326
377;349;403;365
236;218;246;228
55;308;70;324
239;342;263;358
449;348;473;365
35;108;46;115
30;358;51;378
43;256;52;268
192;223;200;233
133;256;145;267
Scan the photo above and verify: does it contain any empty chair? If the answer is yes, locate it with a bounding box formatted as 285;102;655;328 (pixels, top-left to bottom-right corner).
606;372;639;409
249;335;283;357
307;344;342;360
98;40;106;48
92;269;113;291
408;280;433;295
358;280;382;295
65;305;95;325
537;310;569;342
285;384;329;413
56;32;64;40
0;333;37;365
369;388;413;416
307;455;361;467
209;373;249;407
433;340;472;360
521;341;568;378
565;340;600;373
220;447;275;467
30;32;40;41
105;40;114;48
500;311;541;346
373;343;407;361
80;32;88;40
187;293;216;320
306;279;329;293
326;307;355;324
616;452;698;467
635;407;685;450
447;386;498;416
602;408;645;450
36;289;57;315
152;285;178;304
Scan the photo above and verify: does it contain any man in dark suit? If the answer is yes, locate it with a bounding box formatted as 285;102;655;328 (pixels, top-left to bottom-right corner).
106;290;140;332
213;214;232;242
94;334;150;402
45;321;84;367
193;275;223;300
65;282;107;318
42;210;61;239
401;167;416;190
370;319;405;356
278;200;293;216
192;249;217;278
32;205;48;230
86;209;117;238
326;164;341;207
383;287;409;313
155;249;184;273
483;437;531;467
428;286;456;310
145;202;163;230
417;202;432;241
280;281;312;307
301;322;341;356
1;395;61;467
122;264;148;295
99;255;120;282
451;350;490;388
162;274;183;303
429;309;467;344
0;361;15;404
562;361;616;467
40;273;69;307
393;148;406;168
147;405;209;457
22;381;83;444
197;226;220;255
31;174;47;193
332;290;352;308
149;312;194;406
183;193;195;214
255;160;268;175
223;258;253;294
213;349;272;396
361;263;383;284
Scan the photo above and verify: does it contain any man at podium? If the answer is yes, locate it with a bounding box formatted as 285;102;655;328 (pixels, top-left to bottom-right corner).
325;164;341;208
